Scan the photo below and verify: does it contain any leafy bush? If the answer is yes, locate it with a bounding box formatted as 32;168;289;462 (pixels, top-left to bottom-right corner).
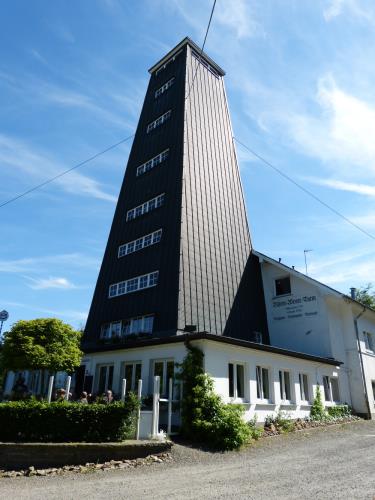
327;404;352;418
247;416;263;440
0;395;139;442
177;344;250;450
310;385;326;421
264;411;294;433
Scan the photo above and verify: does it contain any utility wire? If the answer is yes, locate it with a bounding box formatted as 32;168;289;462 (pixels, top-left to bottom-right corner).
0;134;134;209
185;0;217;101
234;137;375;242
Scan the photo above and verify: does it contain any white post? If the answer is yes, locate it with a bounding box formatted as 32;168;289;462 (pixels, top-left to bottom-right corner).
47;375;54;403
152;376;160;438
136;379;143;440
167;377;173;436
65;375;71;401
121;378;127;402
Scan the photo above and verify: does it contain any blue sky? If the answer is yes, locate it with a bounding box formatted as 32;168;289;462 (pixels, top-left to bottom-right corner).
1;0;374;330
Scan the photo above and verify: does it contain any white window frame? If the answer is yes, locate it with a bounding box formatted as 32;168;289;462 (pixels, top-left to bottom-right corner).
108;271;159;298
155;78;175;98
151;359;174;397
274;275;291;297
126;194;165;221
118;229;162;258
136;150;169;176
279;369;292;403
364;331;375;352
228;362;246;401
299;373;310;402
146;110;171;133
155;49;182;76
96;364;114;393
323;375;340;403
101;315;154;338
256;366;271;403
123;361;142;393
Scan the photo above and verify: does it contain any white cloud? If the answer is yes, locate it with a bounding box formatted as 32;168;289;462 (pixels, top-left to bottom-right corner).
287;75;375;177
323;0;346;20
0;253;100;274
27;276;76;290
323;0;375;22
304;177;375;197
28;49;48;65
0;300;87;323
0;134;117;203
215;0;261;39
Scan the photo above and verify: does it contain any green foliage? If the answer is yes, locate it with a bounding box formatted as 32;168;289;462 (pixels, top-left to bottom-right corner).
0;395;140;442
1;318;82;373
310;385;326;421
177;344;250;450
354;284;375;309
327;404;352;418
247;416;263;440
264;411;294;433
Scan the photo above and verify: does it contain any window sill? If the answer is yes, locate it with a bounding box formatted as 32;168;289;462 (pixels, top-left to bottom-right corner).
254;401;275;407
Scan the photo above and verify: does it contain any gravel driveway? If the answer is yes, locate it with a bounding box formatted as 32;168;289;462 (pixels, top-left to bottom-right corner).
1;420;375;499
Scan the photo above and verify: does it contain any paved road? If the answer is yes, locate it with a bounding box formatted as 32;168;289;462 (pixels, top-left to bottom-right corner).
1;420;375;499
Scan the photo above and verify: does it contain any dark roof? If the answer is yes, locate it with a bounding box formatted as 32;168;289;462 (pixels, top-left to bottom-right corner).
148;37;226;76
83;331;342;366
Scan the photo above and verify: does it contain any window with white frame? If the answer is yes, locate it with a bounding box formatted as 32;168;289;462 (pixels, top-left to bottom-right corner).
279;370;292;402
364;331;375;352
126;194;165;221
155;78;175;98
123;362;142;393
299;373;310;402
108;271;159;298
101;315;154;338
118;229;162;258
97;365;114;394
228;363;245;399
256;366;270;401
136;150;169;177
275;276;291;296
155;49;182;76
152;359;174;397
146;110;171;133
323;376;340;403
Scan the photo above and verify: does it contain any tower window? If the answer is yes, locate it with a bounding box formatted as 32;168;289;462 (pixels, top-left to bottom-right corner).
155;78;175;98
118;229;162;258
126;193;165;221
108;271;159;298
155;49;182;76
146;110;171;133
101;315;154;339
136;149;169;176
275;276;291;296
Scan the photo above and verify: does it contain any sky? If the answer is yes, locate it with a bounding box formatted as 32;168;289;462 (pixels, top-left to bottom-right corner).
1;0;375;330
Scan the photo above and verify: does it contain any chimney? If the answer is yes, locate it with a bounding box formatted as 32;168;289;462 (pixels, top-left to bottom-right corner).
350;287;356;300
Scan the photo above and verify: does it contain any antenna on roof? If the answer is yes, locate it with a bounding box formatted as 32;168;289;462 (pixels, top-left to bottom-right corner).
304;249;313;276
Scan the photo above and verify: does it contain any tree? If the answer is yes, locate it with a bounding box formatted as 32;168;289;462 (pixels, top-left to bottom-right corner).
1;318;82;374
354;284;375;309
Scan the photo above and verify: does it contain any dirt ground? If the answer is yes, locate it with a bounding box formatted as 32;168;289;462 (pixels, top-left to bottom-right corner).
1;420;375;499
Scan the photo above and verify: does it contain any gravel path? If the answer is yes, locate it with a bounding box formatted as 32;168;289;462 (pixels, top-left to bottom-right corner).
1;420;375;499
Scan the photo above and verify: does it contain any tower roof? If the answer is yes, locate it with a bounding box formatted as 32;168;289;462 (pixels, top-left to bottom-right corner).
148;36;226;76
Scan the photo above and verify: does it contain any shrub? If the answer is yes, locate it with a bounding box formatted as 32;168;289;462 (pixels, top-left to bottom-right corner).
264;411;294;433
310;385;326;421
247;416;263;440
327;404;352;418
177;344;251;450
0;395;139;442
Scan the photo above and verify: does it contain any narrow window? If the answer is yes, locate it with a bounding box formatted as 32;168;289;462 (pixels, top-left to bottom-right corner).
136;149;169;176
118;229;162;258
256;366;270;401
146;110;171;133
279;370;291;401
126;194;165;221
275;276;291;296
323;376;340;402
228;363;234;398
364;332;374;352
124;362;142;393
299;373;309;401
97;365;114;394
372;381;375;406
155;77;175;98
109;271;159;298
152;359;174;397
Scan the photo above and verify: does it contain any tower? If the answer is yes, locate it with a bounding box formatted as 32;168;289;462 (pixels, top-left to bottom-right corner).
83;38;268;351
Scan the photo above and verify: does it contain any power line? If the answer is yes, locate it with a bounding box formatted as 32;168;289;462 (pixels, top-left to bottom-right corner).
234;137;375;242
185;0;217;101
0;134;134;209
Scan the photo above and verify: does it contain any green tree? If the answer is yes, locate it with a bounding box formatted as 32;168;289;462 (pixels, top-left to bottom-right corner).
310;385;326;421
354;284;375;309
1;318;82;374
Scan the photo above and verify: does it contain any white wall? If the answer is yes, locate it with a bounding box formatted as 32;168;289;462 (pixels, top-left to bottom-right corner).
357;311;375;417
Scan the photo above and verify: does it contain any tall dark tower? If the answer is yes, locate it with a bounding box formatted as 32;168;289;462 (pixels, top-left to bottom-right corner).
83;38;268;351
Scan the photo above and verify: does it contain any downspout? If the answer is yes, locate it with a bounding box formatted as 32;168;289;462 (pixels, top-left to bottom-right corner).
353;305;372;418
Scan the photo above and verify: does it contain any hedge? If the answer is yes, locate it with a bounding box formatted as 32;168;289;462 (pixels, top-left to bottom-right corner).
327;404;352;418
0;396;139;443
